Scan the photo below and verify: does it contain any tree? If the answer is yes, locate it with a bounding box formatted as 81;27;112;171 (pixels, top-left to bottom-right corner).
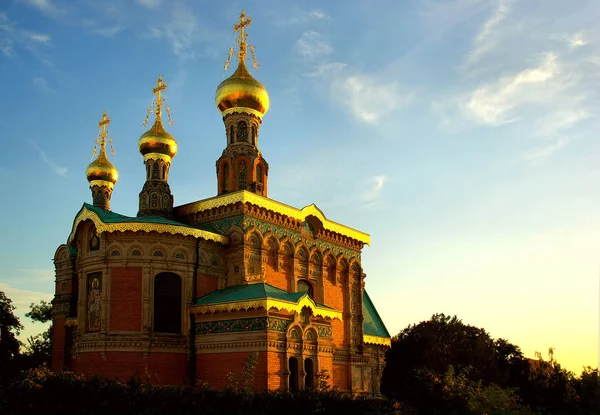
0;291;23;382
23;300;53;368
381;314;498;403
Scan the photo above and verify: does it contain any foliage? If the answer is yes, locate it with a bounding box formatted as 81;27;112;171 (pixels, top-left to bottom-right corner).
382;313;600;414
315;368;331;392
0;291;23;383
22;300;53;368
226;351;258;394
0;366;393;415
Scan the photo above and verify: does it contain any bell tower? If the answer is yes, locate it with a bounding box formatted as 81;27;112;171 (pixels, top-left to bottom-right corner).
137;75;178;218
86;111;118;210
215;10;269;197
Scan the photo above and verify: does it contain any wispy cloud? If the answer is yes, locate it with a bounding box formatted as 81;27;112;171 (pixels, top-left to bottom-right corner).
566;31;587;49
521;136;573;165
136;0;162;9
25;0;63;16
297;31;412;124
271;7;328;26
145;3;211;60
464;0;510;67
93;26;121;37
462;52;559;125
28;139;68;176
333;74;410;124
29;33;51;44
32;76;55;93
296;31;332;60
361;175;388;209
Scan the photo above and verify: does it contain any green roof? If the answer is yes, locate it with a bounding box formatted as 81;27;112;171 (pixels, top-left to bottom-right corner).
362;290;390;338
81;203;200;230
194;283;333;309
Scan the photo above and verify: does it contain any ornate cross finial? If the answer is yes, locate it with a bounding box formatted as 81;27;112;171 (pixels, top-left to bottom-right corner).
92;111;115;158
224;9;259;71
144;75;173;127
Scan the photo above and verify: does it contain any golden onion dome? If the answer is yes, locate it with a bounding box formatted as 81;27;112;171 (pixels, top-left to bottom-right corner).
138;118;178;159
215;61;269;117
86;149;118;185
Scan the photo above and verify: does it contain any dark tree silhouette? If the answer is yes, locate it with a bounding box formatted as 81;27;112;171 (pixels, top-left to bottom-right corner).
0;291;23;383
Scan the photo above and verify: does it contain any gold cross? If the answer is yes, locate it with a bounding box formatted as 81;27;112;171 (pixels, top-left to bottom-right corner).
153;75;167;115
98;110;110;146
234;10;252;62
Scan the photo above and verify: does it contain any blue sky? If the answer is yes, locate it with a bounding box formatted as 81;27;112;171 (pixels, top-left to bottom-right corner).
0;0;598;372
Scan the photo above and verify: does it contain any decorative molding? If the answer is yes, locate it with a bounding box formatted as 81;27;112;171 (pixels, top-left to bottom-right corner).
68;206;228;245
191;294;343;321
363;335;391;347
316;325;332;338
195;317;289;335
175;191;370;245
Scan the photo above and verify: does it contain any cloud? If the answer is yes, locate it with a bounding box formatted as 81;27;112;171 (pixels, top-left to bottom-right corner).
361;175;388;209
145;3;207;60
93;26;121;37
306;62;348;78
566;31;587;49
464;0;510;66
25;0;63;16
28;139;68;176
136;0;161;8
521;136;573;165
296;31;332;61
32;76;55;93
29;33;51;44
462;52;559;125
333;74;410;124
272;7;328;26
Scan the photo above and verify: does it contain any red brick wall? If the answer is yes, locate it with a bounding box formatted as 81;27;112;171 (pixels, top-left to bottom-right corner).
74;351;187;385
197;274;218;298
196;351;268;391
264;263;288;291
266;351;287;390
333;364;349;390
51;317;65;370
110;267;142;331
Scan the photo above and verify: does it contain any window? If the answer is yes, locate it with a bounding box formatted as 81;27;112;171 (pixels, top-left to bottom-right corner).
222;163;229;192
289;357;299;392
153;273;181;334
237;121;248;142
238;162;247;190
304;358;314;389
297;280;313;297
256;164;263;184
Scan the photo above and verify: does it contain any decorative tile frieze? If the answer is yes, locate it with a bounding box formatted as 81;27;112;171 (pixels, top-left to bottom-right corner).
194;317;290;335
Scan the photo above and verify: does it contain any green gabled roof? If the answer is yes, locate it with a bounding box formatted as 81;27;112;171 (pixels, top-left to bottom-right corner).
194;283;333;310
82;203;199;229
362;290;390;338
67;203;228;245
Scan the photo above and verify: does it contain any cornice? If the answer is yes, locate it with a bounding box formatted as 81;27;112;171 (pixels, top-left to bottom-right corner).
175;191;370;245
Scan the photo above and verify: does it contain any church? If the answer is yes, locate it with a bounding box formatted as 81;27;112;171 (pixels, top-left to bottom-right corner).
51;11;390;393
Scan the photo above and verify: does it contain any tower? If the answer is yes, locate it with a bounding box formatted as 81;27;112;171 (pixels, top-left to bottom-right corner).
215;10;270;196
137;75;178;218
86;111;118;210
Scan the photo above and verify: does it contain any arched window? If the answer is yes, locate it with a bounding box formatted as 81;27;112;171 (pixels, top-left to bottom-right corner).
289;357;299;392
256;164;263;184
237;121;248;142
146;164;150;180
151;193;158;207
229;125;234;144
238;162;247;190
304;358;314;389
152;163;159;179
251;126;256;145
223;163;229;192
297;280;313;297
153;273;181;334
